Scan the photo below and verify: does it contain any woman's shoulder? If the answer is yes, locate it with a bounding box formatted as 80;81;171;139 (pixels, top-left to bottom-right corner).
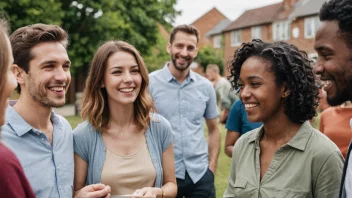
308;127;342;157
150;113;172;129
73;120;98;139
149;113;173;137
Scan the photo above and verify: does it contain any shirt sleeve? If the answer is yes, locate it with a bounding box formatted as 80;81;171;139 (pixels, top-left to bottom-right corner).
157;114;174;152
314;150;344;198
204;82;219;119
223;136;242;197
226;100;242;133
73;122;92;162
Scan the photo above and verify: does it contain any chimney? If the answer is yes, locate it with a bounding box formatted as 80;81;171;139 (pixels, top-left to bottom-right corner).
283;0;299;10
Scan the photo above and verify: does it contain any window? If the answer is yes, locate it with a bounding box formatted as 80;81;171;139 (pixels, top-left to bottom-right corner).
231;30;241;47
251;26;262;40
273;21;290;41
304;16;320;38
213;35;221;48
309;53;318;63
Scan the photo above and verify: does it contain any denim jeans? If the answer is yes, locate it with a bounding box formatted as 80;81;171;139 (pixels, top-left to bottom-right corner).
176;168;216;198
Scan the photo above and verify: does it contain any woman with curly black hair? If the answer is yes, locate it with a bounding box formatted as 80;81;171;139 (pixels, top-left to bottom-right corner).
223;39;343;198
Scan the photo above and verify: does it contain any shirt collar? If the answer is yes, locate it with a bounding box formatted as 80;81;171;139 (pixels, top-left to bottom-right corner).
6;102;62;137
248;121;313;151
162;62;197;82
286;121;313;151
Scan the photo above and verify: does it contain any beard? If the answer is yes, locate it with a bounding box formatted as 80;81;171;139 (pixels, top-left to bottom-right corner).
171;53;193;71
27;74;68;108
326;80;352;106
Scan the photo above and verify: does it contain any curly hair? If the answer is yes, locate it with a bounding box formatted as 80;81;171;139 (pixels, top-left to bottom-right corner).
320;0;352;48
228;39;319;123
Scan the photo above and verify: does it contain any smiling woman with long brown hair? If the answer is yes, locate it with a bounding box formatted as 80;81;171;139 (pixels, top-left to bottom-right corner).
223;39;343;198
73;40;177;198
0;20;35;198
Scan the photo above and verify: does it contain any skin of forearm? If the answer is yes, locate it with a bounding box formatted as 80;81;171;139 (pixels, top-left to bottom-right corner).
225;145;234;158
160;182;177;198
208;129;221;172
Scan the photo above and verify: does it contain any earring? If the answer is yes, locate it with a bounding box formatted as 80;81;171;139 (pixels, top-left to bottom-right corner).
282;92;289;98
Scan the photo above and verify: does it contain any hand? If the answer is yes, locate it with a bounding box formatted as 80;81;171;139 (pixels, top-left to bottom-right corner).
209;165;216;175
74;183;111;198
132;187;160;198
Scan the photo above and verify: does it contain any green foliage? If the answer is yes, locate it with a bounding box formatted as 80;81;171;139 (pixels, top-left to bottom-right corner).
144;31;170;72
0;0;62;27
196;45;225;75
0;0;179;74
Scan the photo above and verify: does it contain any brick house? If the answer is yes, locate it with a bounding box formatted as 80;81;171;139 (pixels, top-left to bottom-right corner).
206;18;231;51
191;7;229;48
219;0;326;77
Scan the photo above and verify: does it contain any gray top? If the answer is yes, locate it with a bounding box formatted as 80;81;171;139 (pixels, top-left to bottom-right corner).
344;154;352;197
2;105;74;198
341;118;352;198
73;113;173;187
149;63;219;183
224;121;344;198
215;77;238;110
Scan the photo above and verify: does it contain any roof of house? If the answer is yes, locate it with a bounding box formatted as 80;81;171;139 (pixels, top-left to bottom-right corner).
289;0;326;19
224;3;282;32
190;7;227;26
206;19;231;37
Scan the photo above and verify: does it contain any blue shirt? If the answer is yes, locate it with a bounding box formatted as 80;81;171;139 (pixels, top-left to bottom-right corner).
149;63;218;183
2;105;74;198
73;113;173;187
226;100;262;135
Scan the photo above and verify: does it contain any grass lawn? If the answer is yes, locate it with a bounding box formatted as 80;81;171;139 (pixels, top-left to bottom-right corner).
65;116;232;197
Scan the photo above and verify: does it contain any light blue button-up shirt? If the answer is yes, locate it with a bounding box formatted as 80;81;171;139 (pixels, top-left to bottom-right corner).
149;63;218;183
2;105;74;198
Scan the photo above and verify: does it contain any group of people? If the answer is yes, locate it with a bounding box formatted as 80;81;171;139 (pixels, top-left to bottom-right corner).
0;20;218;198
0;0;351;198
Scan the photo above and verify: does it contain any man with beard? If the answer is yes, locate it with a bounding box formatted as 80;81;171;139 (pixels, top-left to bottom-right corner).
149;25;220;198
2;24;111;198
313;0;352;197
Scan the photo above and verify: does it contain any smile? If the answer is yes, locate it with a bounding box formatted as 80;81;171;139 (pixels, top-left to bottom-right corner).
244;103;259;108
321;80;333;86
49;86;65;92
119;88;134;93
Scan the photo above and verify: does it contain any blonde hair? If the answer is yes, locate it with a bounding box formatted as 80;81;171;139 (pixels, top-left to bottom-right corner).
81;40;155;132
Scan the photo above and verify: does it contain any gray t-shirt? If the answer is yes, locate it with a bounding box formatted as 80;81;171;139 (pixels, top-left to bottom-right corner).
343;118;352;198
215;77;238;110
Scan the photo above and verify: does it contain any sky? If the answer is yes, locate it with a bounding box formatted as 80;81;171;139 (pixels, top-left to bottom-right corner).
174;0;282;25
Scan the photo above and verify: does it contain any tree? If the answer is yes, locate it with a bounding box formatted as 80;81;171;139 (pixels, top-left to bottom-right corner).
0;0;179;74
144;30;170;72
196;45;225;75
0;0;62;28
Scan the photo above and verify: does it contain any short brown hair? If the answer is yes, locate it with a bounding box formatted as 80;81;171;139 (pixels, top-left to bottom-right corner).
10;23;68;73
206;64;220;74
81;40;155;133
0;20;10;94
170;24;200;44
